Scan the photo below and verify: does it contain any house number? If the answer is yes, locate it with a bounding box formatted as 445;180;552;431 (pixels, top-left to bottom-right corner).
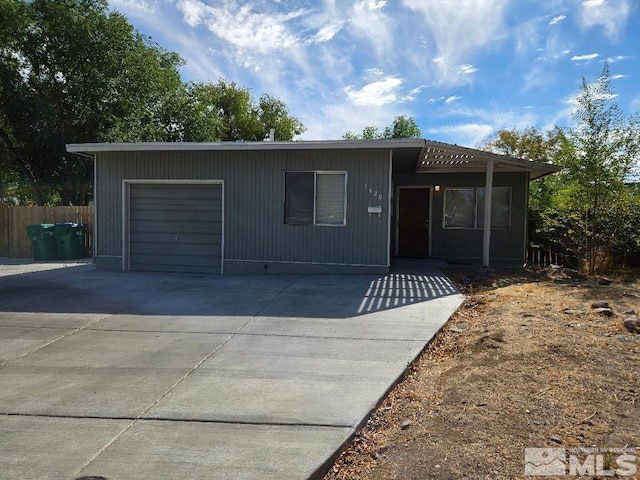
364;183;383;200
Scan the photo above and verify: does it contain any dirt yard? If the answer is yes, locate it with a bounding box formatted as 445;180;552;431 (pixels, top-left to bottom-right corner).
324;267;639;480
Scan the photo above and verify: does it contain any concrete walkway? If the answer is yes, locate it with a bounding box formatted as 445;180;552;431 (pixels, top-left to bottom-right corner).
0;259;463;480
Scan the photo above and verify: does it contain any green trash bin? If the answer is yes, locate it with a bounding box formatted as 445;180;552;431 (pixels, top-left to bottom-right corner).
53;222;86;260
25;224;58;261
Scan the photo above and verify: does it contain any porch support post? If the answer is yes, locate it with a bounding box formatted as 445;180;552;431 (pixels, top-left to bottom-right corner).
482;159;494;268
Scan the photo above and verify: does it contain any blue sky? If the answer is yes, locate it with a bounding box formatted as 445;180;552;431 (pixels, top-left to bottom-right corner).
110;0;639;147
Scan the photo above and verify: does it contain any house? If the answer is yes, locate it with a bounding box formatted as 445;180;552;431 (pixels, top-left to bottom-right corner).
66;139;558;274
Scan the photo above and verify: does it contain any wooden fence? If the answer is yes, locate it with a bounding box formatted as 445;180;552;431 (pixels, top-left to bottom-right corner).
0;204;93;258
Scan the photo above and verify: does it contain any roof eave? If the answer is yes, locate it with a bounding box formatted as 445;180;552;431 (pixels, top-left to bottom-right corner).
66;138;427;154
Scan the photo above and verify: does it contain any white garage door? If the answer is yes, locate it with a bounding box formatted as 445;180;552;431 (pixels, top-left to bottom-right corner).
128;183;223;273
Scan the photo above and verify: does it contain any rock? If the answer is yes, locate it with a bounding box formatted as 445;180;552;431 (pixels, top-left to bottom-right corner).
594;307;614;317
591;301;610;309
617;335;640;344
564;269;587;280
624;309;636;315
623;317;640;334
486;294;498;301
564;309;583;315
598;278;612;285
549;435;563;444
449;326;467;334
554;277;574;284
401;420;412;430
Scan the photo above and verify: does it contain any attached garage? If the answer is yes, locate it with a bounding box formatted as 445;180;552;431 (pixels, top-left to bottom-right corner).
124;181;223;274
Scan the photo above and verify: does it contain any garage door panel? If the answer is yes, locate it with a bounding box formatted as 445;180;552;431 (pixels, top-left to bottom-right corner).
130;253;221;268
130;209;222;223
130;242;221;257
130;232;222;244
131;185;222;199
130;222;222;236
128;199;222;215
128;183;223;274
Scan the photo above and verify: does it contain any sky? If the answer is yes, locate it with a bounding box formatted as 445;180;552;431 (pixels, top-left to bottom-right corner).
109;0;639;148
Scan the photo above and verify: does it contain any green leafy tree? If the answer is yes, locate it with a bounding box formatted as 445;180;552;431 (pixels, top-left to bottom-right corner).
187;80;305;142
383;115;421;138
343;115;421;140
0;0;185;204
554;64;640;273
484;67;640;273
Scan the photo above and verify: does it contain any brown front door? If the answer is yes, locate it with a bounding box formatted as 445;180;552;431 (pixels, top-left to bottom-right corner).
397;187;430;257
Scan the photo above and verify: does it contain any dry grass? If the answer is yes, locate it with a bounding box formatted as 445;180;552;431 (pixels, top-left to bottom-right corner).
324;267;640;480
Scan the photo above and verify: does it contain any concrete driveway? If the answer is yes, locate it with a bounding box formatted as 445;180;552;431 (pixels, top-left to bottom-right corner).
0;259;463;480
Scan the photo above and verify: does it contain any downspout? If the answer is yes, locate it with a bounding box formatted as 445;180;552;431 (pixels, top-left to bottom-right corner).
482;159;494;269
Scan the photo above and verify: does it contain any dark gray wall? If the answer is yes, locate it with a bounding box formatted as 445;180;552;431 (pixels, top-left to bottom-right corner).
393;172;529;263
95;149;391;272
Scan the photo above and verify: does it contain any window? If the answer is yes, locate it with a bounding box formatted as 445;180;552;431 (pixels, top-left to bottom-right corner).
444;187;511;229
284;171;346;226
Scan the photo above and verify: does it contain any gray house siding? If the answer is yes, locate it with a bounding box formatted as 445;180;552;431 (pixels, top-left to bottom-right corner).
393;172;529;264
95;149;391;274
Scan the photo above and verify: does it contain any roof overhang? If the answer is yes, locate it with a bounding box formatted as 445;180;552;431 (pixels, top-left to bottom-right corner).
65;138;425;153
416;140;559;180
66;138;559;180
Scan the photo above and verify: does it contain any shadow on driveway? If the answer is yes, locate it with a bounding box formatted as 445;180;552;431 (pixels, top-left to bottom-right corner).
0;259;460;318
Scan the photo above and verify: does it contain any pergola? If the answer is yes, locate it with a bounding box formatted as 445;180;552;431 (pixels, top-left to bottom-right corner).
415;140;559;268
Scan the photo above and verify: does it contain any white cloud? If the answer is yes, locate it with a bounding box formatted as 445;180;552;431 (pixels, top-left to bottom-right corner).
403;85;429;101
445;95;462;104
176;0;312;56
363;0;388;9
176;0;206;26
301;101;400;140
110;0;156;13
402;0;508;85
571;53;599;61
427;123;495;145
366;67;385;77
313;21;344;43
579;0;631;40
549;15;566;25
348;1;394;58
607;55;631;63
344;77;403;106
459;64;478;75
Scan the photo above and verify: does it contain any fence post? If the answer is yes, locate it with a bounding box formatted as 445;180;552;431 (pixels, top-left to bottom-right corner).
0;204;9;257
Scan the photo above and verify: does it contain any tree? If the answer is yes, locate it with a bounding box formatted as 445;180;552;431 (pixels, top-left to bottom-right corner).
383;115;421;139
554;63;640;273
0;0;185;204
0;1;306;205
343;115;421;140
483;67;640;273
186;80;305;142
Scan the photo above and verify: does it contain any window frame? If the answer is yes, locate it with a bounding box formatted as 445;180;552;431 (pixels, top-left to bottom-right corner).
284;170;347;227
443;187;512;230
